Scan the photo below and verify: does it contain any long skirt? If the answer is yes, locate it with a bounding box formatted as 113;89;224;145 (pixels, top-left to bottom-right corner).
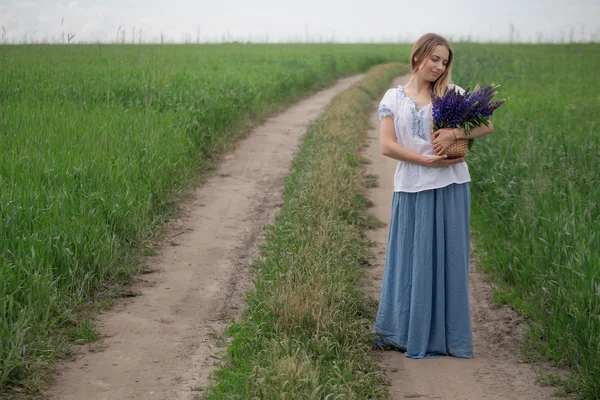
374;183;474;359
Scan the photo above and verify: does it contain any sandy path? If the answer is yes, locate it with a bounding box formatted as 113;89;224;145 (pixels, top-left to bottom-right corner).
363;75;558;400
46;74;365;400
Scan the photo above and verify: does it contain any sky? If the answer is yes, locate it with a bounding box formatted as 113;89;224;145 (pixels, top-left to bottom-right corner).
1;0;599;44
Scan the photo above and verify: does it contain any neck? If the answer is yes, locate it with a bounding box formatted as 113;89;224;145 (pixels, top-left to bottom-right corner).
405;74;432;94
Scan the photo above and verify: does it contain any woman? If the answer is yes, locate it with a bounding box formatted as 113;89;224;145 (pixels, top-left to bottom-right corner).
374;33;494;358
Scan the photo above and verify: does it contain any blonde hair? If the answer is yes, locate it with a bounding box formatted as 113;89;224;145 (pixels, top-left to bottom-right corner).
410;33;453;97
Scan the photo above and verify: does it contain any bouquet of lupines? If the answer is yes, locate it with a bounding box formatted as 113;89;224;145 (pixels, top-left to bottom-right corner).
431;84;505;157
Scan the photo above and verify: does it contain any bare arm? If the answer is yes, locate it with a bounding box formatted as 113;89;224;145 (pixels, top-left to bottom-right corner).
456;120;494;139
432;120;494;155
380;117;464;167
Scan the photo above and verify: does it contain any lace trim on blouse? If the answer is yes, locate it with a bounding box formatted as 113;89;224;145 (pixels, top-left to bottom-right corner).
378;107;394;120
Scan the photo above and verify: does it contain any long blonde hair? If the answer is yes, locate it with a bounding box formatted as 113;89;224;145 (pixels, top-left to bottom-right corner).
410;33;453;97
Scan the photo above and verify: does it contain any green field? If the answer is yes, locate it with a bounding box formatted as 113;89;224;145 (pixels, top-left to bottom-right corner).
0;43;404;391
0;42;599;399
452;43;600;397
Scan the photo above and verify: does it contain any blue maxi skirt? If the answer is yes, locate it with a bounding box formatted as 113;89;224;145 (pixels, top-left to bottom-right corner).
374;183;474;359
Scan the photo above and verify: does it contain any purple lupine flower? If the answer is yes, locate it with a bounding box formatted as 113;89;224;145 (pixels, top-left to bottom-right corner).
431;84;505;144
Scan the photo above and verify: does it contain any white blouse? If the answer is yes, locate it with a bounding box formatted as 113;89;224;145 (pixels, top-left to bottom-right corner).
378;85;471;193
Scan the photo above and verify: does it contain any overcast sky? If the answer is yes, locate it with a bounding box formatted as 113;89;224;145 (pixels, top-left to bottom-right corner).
1;0;599;44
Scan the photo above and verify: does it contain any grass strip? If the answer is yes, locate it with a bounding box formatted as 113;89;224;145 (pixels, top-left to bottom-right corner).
206;62;410;399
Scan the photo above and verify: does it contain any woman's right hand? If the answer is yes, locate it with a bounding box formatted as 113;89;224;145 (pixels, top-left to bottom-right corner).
423;155;464;167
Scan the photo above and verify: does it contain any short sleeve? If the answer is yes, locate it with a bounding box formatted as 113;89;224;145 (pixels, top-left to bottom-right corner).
378;88;397;121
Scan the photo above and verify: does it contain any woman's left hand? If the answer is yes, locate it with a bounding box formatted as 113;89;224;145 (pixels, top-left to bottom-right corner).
432;128;456;155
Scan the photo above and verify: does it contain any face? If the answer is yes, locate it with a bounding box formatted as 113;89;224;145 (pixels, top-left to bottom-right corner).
416;45;450;82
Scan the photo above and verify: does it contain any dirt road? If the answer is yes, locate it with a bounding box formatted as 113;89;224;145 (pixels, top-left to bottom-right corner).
46;74;365;400
363;75;558;400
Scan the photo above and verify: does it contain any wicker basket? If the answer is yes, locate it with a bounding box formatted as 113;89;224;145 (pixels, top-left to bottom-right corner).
445;139;468;159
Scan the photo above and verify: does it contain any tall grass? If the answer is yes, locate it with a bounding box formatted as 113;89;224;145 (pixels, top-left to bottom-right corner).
0;43;407;391
452;43;600;398
206;62;410;399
